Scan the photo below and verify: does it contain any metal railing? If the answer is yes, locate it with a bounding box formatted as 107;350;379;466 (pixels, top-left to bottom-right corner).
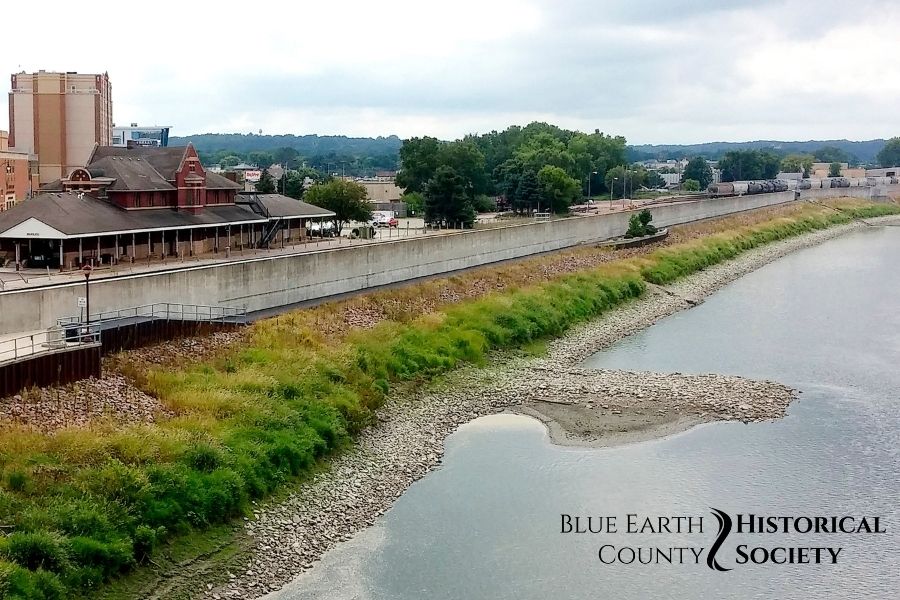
56;302;246;329
0;327;99;364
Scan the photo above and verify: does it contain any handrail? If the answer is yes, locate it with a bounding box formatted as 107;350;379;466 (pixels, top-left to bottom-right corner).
56;302;246;328
0;327;99;365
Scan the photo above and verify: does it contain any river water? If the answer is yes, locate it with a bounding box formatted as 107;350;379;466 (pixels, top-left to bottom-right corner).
272;226;900;599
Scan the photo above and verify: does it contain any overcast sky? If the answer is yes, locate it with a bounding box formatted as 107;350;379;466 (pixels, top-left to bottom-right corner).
3;0;898;144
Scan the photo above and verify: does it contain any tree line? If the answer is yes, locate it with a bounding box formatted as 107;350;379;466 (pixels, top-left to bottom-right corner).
396;122;633;225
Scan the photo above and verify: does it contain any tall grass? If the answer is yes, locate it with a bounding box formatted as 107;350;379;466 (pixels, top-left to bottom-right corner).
0;200;897;597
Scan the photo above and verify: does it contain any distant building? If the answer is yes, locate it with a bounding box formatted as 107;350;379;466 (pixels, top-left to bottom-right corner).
373;170;398;181
357;179;403;203
0;130;38;211
865;167;900;178
112;124;171;148
8;70;113;184
0;145;332;269
810;162;865;178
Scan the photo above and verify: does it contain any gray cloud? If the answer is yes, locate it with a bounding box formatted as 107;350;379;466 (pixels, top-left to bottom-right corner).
2;0;897;143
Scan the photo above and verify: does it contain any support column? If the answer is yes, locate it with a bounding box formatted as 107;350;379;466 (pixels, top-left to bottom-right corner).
215;226;219;253
131;233;136;259
58;241;63;270
96;236;101;265
15;242;21;266
79;238;83;264
175;229;180;258
189;228;193;256
148;232;152;259
115;234;119;261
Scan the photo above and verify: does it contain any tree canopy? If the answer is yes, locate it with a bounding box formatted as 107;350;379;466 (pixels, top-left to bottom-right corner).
876;137;900;168
537;166;581;214
828;162;842;177
398;122;627;216
424;166;476;227
304;180;372;234
255;169;276;193
718;150;780;182
682;157;713;189
780;154;814;177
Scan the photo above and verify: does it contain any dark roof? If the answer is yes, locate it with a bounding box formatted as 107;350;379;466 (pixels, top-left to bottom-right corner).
90;146;188;180
0;193;266;239
236;193;336;219
206;171;242;190
89;156;174;191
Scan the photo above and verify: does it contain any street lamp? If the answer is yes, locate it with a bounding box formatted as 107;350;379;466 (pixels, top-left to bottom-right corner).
587;170;598;204
82;264;93;341
610;177;618;210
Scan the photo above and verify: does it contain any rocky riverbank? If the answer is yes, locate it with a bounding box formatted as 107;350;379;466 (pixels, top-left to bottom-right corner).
205;215;900;599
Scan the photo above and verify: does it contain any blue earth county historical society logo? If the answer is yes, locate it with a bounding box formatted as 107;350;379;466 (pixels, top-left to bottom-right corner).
559;508;885;570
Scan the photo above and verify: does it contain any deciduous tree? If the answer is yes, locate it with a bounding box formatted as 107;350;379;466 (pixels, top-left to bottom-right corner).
682;157;713;189
537;165;580;214
876;137;900;168
425;166;475;227
255;169;276;193
304;180;372;234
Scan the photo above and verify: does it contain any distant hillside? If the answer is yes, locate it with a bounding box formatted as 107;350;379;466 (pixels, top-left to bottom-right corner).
170;133;403;158
171;133;889;167
628;139;887;164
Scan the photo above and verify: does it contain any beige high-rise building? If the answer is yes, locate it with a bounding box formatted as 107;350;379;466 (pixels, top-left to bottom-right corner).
8;71;113;184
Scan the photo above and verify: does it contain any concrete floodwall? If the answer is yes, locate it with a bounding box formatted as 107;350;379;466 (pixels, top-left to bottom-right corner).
0;190;801;335
800;184;900;201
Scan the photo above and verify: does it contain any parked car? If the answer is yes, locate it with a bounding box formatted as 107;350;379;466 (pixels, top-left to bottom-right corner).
374;216;399;228
309;220;338;237
372;210;399;228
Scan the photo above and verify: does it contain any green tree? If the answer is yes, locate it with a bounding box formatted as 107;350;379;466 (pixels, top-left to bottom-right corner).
273;147;301;168
514;169;542;213
682;157;713;189
718;150;780;182
682;179;700;192
279;172;305;199
401;191;425;216
645;170;666;189
828;162;842;177
876;137;900;167
304;180;372;234
255;169;276;193
625;210;658;238
780;154;814;178
247;151;275;168
396;137;442;193
813;146;850;164
537;165;580;214
220;155;241;168
514;133;576;176
425;166;475;227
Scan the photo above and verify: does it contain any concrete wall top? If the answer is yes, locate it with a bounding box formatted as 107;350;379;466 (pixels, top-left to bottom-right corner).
0;191;805;335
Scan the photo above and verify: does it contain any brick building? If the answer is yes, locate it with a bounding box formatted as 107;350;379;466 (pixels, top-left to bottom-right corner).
0;145;333;269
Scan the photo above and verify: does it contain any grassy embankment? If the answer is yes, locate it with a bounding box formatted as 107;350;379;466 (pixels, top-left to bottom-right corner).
0;200;897;598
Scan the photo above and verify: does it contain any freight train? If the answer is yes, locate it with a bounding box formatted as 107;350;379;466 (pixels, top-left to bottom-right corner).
707;177;898;197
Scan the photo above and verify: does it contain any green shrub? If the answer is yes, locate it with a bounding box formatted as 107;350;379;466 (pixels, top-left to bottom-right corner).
1;200;896;598
132;525;166;563
2;531;69;573
67;536;134;579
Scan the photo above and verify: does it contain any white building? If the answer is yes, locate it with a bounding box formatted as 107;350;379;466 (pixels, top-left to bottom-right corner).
112;124;171;148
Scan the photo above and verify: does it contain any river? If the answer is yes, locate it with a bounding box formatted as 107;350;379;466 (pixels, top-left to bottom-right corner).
269;226;900;599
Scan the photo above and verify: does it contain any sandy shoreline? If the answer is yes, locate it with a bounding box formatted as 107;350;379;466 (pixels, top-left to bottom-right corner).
206;216;898;599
